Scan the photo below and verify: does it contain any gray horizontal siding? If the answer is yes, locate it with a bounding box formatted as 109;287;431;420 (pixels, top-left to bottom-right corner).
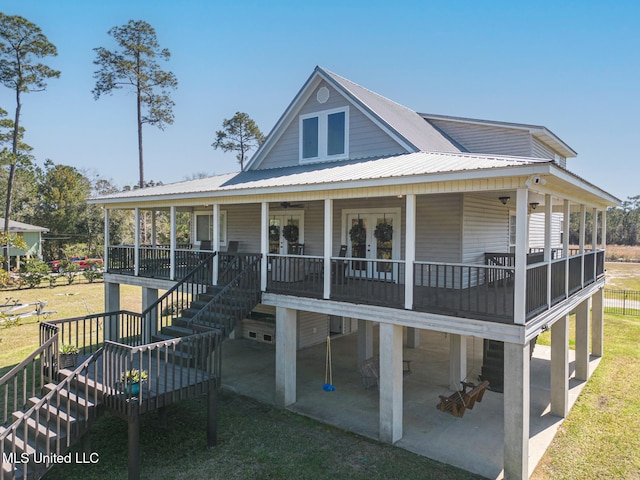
415;194;462;262
531;137;555;159
462;195;509;265
297;311;328;348
430;119;531;157
225;204;262;252
258;80;405;170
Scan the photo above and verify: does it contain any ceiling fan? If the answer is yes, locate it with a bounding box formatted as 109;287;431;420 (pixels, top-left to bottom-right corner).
280;201;304;209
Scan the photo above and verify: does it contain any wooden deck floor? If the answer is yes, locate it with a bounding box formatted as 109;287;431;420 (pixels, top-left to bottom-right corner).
70;352;216;418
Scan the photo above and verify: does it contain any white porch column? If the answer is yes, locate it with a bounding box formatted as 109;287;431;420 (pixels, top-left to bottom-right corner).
592;207;598;281
449;334;467;390
261;202;269;291
575;298;591;381
134;208;140;276
601;209;607;252
212;204;220;285
563;200;570;297
323;199;333;300
104;208;110;271
503;341;530;480
169;206;177;280
104;282;120;341
514;188;529;325
142;288;158;344
379;322;403;444
592;288;604;357
579;204;586;287
404;194;416;310
544;194;553;307
150;211;157;246
550;315;569;417
357;319;374;366
275;306;297;407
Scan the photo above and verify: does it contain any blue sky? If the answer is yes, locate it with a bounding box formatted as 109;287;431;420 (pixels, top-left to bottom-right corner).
1;0;638;201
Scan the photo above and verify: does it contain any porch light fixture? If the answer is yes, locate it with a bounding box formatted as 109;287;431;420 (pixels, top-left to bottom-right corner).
529;202;539;210
499;196;510;205
397;194;403;199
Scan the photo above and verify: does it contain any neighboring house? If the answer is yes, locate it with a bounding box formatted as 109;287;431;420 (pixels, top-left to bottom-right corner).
91;67;619;479
0;217;49;268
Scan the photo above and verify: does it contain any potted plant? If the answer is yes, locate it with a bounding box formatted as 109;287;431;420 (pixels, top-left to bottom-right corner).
120;369;148;395
59;344;78;369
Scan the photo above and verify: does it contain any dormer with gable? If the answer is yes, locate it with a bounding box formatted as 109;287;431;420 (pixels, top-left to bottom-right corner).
247;67;460;171
421;113;576;168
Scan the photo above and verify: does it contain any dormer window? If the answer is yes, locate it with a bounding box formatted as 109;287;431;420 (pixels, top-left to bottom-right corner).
300;107;349;162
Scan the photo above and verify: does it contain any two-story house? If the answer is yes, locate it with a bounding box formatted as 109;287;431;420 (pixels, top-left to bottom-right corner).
91;66;618;479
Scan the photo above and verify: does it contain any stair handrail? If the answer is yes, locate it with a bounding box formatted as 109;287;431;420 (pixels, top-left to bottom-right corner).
141;252;216;318
0;348;104;479
0;335;59;425
186;254;262;333
102;329;222;416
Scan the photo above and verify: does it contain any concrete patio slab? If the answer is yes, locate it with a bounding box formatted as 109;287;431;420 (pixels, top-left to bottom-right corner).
221;327;600;479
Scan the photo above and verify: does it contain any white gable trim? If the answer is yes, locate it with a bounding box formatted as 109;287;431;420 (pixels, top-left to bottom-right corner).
246;68;416;170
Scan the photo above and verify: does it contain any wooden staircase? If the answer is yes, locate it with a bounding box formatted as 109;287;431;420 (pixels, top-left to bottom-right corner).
1;352;104;480
153;255;262;347
1;252;262;479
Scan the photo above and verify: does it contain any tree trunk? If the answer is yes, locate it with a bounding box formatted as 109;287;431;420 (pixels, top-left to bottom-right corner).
4;90;22;271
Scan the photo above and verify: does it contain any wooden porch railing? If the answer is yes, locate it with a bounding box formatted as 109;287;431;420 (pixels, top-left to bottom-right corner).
107;246;215;282
102;330;221;417
414;261;515;322
0;336;58;425
331;258;405;308
267;255;324;299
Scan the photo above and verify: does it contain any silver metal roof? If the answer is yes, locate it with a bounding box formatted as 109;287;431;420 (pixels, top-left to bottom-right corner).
92;151;549;202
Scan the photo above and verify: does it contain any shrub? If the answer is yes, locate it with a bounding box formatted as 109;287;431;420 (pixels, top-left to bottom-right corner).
62;262;80;285
20;258;51;288
82;267;103;283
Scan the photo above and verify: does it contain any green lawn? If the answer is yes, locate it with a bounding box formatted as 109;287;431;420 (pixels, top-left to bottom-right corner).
3;265;640;479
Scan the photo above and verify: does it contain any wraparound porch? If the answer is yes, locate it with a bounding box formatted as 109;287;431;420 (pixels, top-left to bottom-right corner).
106;246;605;324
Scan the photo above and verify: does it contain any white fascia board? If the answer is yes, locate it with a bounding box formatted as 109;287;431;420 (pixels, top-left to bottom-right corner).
548;164;620;206
262;293;525;344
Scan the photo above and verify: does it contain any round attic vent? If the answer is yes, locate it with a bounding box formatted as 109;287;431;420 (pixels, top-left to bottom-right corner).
316;86;330;104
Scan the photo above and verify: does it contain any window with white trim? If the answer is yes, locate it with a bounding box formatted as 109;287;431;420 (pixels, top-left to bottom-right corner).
299;107;349;162
195;211;227;246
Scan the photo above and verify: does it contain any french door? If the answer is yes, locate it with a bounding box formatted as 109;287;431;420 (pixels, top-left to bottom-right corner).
344;209;400;281
269;212;304;254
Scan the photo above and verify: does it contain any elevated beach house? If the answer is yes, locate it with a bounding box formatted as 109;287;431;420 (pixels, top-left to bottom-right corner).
91;67;618;478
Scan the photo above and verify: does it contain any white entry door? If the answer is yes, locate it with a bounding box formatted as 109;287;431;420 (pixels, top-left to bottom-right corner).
345;210;400;280
269;212;304;254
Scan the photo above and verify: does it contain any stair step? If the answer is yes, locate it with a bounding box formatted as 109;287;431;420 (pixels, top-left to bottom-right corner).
0;427;37;457
28;397;79;424
57;373;105;401
152;332;175;342
173;317;225;332
10;413;60;446
42;384;96;410
161;325;195;337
